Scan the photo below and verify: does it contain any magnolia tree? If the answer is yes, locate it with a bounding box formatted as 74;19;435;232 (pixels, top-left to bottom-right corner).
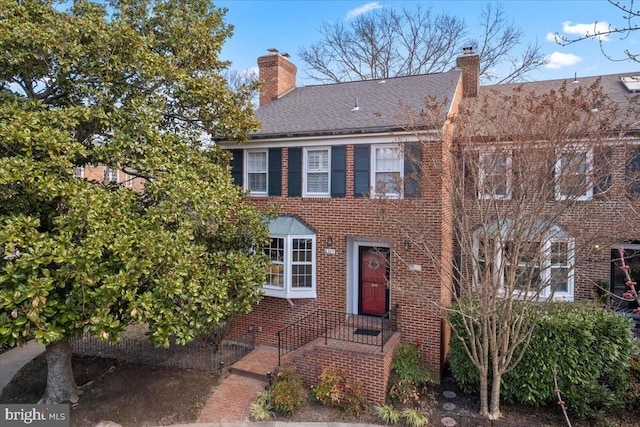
0;0;268;404
375;80;639;419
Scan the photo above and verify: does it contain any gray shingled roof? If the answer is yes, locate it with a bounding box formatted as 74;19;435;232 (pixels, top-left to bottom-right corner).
253;69;462;138
479;72;638;110
455;72;640;138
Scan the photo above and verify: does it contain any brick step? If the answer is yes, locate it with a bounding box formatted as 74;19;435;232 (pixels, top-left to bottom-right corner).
229;366;273;382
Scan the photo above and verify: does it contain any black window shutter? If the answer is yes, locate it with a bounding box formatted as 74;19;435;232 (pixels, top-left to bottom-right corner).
404;143;422;198
288;148;302;197
229;149;243;187
268;148;282;196
354;145;370;197
331;146;346;197
594;146;612;195
627;146;640;194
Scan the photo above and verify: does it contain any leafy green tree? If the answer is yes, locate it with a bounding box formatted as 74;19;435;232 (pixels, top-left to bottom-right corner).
0;0;268;404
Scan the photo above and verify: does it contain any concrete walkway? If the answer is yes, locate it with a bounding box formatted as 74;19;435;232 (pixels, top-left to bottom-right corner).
0;340;46;392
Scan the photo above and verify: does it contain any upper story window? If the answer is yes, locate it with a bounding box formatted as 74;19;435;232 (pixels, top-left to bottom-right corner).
263;215;316;299
473;223;574;301
478;151;512;200
555;148;593;201
304;147;330;196
104;167;119;184
246;149;268;195
73;166;84;179
371;145;403;198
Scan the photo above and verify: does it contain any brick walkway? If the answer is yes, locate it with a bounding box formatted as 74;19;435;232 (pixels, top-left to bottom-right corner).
197;346;278;423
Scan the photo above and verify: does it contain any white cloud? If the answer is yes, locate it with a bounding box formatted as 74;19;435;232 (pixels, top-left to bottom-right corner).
545;51;582;69
346;2;384;20
545;32;559;42
562;21;611;41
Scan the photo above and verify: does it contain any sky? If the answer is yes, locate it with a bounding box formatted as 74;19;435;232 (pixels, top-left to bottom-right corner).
215;0;639;86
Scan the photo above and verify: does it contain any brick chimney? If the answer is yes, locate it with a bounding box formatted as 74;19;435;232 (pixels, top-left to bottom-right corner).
456;46;480;98
258;49;297;106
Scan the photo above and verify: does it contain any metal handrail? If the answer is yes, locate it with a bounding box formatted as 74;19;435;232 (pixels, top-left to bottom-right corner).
276;305;398;365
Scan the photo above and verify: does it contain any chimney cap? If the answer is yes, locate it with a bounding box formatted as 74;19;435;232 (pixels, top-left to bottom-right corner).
462;46;474;55
267;48;279;54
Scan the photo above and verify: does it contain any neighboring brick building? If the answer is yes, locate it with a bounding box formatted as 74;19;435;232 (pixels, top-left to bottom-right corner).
220;48;639;400
73;164;146;192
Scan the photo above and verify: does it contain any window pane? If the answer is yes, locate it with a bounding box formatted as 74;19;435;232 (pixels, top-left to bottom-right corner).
557;151;590;199
248;173;267;192
307;173;328;193
375;148;402;171
480;153;510;198
306;149;329;194
292;265;312;288
292;238;312;262
265;238;284;288
248;151;267;172
307;150;328;171
375;172;401;195
247;151;268;193
550;241;569;293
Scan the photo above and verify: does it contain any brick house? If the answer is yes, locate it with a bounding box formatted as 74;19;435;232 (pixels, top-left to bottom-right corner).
72;164;146;191
220;49;639;401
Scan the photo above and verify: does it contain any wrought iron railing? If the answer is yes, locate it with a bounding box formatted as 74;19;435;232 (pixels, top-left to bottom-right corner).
276;305;398;365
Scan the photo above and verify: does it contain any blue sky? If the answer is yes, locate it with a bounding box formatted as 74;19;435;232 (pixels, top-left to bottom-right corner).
215;0;639;85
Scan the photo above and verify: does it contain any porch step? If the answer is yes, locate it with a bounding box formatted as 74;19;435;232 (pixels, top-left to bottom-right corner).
229;345;278;382
229;366;272;382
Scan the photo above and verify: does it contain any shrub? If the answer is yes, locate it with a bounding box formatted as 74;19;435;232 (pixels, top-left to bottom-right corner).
312;367;370;416
342;378;369;417
313;367;344;407
375;404;400;425
401;407;430;427
250;390;274;421
625;342;640;409
271;365;307;416
392;341;432;387
449;301;635;419
387;341;432;407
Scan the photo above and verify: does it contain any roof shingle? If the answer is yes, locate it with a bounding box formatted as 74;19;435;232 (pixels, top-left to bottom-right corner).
253;69;462;138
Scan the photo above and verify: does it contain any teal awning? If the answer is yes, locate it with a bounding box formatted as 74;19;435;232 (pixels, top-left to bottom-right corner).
267;215;315;235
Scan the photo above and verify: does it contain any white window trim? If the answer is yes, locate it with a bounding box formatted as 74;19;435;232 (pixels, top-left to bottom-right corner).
105;167;119;183
124;173;135;188
73;166;84;179
555;148;593;201
370;144;404;199
263;234;317;299
245;149;268;196
478;151;512;200
303;147;331;197
472;232;574;301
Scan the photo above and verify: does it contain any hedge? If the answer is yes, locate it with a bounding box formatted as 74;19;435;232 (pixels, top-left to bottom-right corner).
448;301;635;419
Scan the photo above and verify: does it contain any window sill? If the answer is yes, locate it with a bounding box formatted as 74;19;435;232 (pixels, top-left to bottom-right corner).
263;287;317;299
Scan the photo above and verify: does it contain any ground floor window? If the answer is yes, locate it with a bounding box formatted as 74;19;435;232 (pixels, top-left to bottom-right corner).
473;223;574;301
263;216;316;299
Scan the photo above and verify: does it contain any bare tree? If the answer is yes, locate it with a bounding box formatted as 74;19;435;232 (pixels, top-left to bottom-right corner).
299;3;547;84
555;0;640;62
376;80;639;419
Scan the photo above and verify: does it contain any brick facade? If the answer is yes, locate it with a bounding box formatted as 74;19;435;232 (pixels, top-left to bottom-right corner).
227;140;455;382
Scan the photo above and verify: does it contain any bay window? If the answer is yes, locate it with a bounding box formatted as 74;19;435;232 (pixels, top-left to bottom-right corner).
264;216;316;299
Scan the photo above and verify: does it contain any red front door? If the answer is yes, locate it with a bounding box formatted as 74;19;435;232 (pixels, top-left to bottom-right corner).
359;247;390;316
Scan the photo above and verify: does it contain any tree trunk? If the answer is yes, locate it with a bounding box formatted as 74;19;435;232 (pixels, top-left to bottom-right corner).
39;339;79;404
478;368;489;417
488;372;503;420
